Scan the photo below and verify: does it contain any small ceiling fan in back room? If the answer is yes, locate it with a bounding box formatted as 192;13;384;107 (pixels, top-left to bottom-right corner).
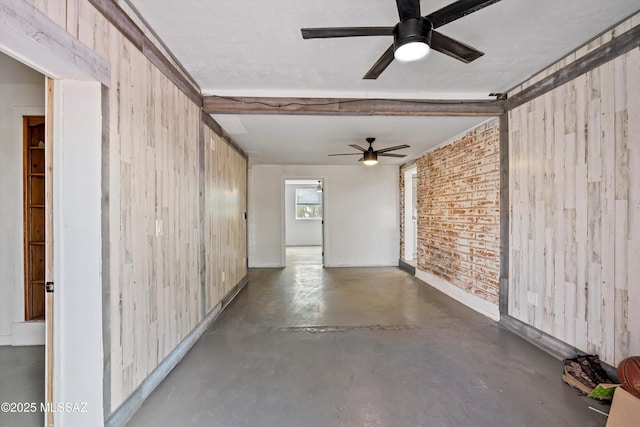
301;0;501;79
328;138;409;165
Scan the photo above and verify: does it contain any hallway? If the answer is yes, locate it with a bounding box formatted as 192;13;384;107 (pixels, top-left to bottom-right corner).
127;261;607;427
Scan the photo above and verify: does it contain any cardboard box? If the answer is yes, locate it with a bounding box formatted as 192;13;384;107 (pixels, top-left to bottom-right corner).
606;387;640;426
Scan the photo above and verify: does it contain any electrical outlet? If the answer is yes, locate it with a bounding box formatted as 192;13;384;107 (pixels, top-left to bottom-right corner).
527;291;538;307
155;219;163;236
210;138;216;151
221;271;225;282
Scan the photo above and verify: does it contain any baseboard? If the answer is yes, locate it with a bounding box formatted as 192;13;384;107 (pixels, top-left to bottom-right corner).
499;313;579;360
11;321;45;346
398;259;416;275
500;314;619;380
323;262;399;268
415;269;500;321
105;274;249;427
222;275;249;308
500;314;597;358
250;262;399;268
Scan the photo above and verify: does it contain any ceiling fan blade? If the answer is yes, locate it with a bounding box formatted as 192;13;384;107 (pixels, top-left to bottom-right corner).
363;44;395;80
328;153;364;156
426;0;501;29
302;27;393;39
358;157;364;162
378;153;407;158
376;144;410;153
349;144;368;152
430;31;484;63
396;0;421;21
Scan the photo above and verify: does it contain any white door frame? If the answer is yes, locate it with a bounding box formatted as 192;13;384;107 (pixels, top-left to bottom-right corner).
403;166;417;261
50;79;104;427
1;2;109;425
281;176;328;266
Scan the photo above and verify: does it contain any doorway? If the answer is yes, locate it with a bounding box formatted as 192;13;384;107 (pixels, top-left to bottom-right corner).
23;115;46;321
0;52;46;427
403;166;418;266
2;14;106;423
284;179;324;267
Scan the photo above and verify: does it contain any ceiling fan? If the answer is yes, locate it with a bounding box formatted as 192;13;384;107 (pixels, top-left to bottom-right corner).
329;137;409;165
301;0;500;79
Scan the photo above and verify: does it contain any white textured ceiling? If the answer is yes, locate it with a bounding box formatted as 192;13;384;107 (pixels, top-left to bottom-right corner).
128;0;639;164
211;114;491;165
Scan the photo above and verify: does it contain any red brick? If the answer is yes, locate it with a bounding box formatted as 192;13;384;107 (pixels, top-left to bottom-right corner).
401;119;500;305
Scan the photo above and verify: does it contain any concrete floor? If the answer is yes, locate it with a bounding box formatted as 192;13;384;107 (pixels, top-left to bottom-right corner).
127;247;608;427
286;245;322;266
0;345;45;427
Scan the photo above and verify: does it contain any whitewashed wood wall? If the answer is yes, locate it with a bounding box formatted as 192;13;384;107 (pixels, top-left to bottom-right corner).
108;41;203;408
204;127;247;312
508;15;640;366
24;0;248;413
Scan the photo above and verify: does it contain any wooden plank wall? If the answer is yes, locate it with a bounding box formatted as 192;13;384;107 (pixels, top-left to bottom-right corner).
508;15;640;366
23;0;248;414
203;127;247;312
108;39;202;408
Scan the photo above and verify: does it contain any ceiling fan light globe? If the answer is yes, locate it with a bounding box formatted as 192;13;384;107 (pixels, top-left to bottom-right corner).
363;150;378;165
394;41;430;62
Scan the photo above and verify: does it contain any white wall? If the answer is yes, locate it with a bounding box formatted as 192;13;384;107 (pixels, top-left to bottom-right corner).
249;165;399;267
285;183;322;246
0;53;45;345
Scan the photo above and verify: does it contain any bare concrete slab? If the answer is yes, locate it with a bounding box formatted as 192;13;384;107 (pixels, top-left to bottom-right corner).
126;252;608;427
0;345;44;427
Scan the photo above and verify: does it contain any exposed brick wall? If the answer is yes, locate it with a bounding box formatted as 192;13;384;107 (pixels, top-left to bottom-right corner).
404;119;500;304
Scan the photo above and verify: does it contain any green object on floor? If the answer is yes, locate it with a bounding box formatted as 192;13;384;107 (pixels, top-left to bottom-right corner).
588;383;619;400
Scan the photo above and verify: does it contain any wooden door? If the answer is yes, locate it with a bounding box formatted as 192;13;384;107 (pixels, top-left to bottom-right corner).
23;115;46;321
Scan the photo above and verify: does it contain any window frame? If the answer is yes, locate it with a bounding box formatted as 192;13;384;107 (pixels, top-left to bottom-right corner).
294;187;323;220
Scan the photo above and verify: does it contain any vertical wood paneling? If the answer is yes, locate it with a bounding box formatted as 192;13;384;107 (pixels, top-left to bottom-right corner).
25;0;251;415
203;128;247;313
106;32;202;407
600;60;616;360
626;43;640;358
509;37;640;365
24;0;66;29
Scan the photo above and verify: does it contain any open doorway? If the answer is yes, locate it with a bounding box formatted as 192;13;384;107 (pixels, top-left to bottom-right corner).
284;179;324;267
23;115;46;321
0;51;46;427
402;166;418;267
2;8;106;422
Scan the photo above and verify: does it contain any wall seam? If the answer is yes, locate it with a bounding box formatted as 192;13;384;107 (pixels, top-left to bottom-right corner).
498;113;509;315
101;83;112;419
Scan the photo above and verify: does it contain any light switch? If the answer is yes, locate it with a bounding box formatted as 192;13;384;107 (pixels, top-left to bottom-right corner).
527;291;538;307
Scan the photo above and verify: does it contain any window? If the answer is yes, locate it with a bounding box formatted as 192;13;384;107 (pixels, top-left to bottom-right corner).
295;188;322;219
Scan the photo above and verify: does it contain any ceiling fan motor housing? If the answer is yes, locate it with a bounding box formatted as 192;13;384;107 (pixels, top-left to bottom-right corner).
363;150;378;163
393;18;432;55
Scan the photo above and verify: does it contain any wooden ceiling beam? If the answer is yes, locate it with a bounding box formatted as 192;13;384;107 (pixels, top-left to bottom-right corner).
202;96;505;116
